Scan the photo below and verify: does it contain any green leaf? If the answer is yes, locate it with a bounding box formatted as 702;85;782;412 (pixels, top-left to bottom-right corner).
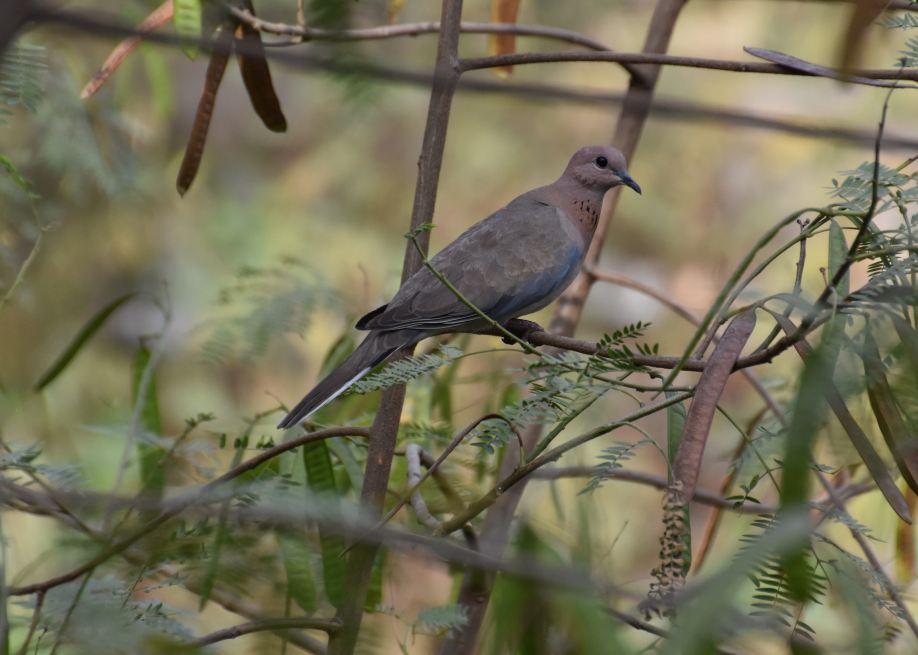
173;0;203;61
34;293;136;390
303;439;347;606
139;44;173;117
828;220;850;299
326;437;364;491
779;345;835;601
279;531;318;613
0;154;38;200
132;345;166;502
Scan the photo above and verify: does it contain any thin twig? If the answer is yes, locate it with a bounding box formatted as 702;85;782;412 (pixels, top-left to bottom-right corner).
24;8;918;85
187;617;342;648
801;71;901;337
435;392;693;536
753;218;811;353
605;607;747;655
0;232;42;317
530;466;777;513
349;413;514;549
584;266;698;325
14;590;44;655
458;50;918;86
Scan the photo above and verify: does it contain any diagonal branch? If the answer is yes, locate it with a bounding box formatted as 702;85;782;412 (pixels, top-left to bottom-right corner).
187;617;341;648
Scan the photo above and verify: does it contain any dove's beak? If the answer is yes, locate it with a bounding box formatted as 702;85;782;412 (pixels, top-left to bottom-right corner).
621;173;641;195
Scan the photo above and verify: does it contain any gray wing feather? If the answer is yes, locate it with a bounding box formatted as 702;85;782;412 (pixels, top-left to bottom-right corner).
362;196;583;332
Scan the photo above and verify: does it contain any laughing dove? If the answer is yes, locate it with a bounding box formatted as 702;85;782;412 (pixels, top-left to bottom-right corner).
278;145;640;428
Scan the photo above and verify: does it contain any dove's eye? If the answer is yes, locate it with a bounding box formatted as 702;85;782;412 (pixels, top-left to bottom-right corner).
595;156;608;168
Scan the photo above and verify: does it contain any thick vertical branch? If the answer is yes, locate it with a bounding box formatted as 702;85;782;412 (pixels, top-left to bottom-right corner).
553;0;689;336
326;1;464;654
441;3;689;653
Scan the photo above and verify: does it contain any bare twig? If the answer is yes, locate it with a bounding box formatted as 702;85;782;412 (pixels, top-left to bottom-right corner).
21;8;918;85
585;266;698;325
350;413;512;549
458;50;918;86
531;466;777;513
479;304;831;373
752;219;811;354
14;590;44;655
187;617;341;648
605;607;747;655
13;9;918;151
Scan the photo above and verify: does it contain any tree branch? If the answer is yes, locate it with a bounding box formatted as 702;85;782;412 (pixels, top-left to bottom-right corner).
187;617;341;648
531;466;777;513
326;1;465;653
14;7;918;151
459;50;918;86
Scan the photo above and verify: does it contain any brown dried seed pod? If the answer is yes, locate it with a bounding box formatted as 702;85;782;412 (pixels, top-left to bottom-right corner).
176;26;233;197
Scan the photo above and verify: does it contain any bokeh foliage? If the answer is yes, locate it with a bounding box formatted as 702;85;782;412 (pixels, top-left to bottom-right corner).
3;1;918;654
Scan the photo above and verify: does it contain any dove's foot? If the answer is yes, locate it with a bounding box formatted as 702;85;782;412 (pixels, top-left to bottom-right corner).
502;319;546;345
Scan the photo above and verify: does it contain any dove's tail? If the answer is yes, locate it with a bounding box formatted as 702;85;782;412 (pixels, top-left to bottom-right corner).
277;331;411;429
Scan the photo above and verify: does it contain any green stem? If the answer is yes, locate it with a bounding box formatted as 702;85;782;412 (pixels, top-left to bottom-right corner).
715;405;780;492
436;390;693;535
659;208;825;392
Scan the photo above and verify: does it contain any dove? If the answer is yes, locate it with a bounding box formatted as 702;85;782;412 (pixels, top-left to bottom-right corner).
278;145;640;428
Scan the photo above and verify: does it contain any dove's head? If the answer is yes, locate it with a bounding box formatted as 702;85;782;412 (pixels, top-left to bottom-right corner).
565;146;641;195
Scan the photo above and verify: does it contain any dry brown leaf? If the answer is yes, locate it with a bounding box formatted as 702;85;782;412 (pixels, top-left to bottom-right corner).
488;0;521;79
81;1;174;100
176;26;233;197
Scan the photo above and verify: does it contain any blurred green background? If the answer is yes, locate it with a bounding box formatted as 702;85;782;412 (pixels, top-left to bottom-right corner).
3;0;918;652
